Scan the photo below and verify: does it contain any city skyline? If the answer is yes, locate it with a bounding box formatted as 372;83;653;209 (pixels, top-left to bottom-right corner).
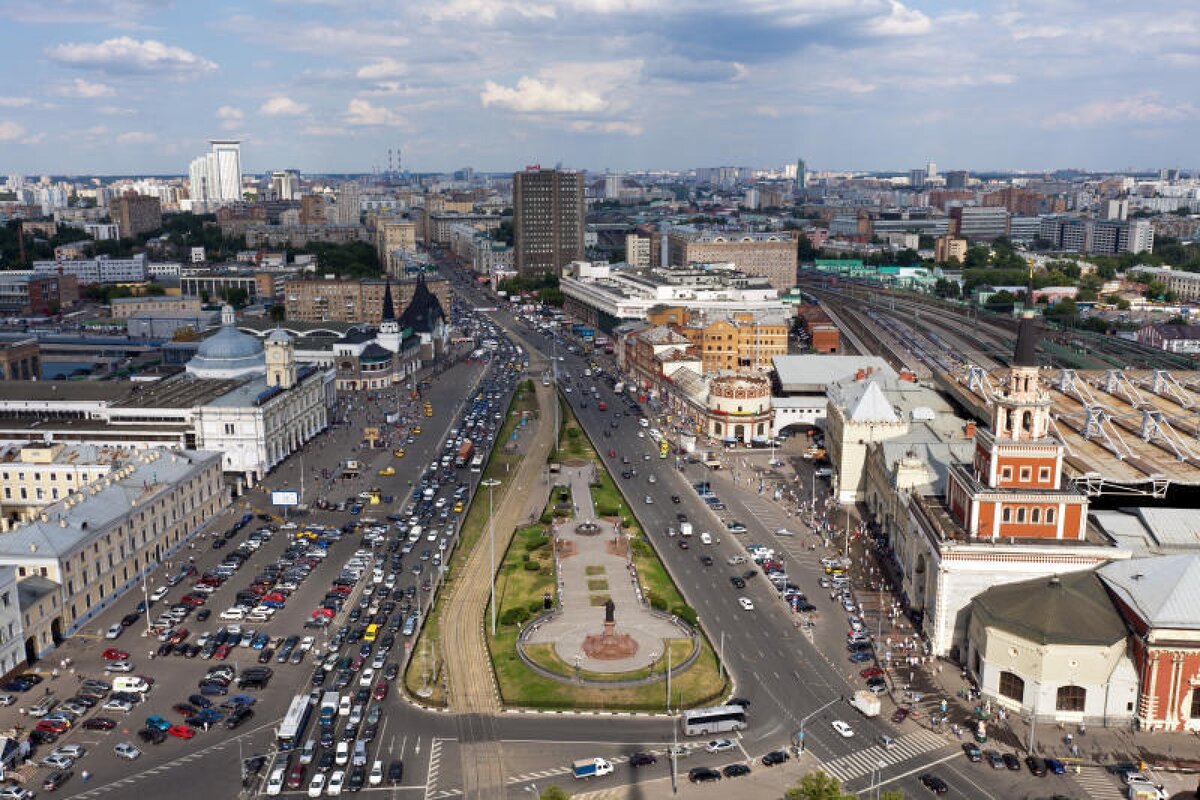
0;0;1196;174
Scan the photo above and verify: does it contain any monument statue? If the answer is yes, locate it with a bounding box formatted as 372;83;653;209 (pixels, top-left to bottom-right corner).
604;598;616;624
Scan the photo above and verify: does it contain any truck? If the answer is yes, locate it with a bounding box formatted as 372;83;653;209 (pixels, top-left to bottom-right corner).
454;440;475;468
849;690;881;718
679;522;694;537
319;691;339;725
342;460;361;477
702;452;722;469
614;382;624;394
572;758;614;780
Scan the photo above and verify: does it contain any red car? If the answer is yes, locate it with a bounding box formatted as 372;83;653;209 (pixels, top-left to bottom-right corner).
214;643;233;660
36;720;69;734
311;608;334;619
860;667;885;679
286;764;307;790
372;680;389;700
607;449;617;457
167;724;196;740
180;594;206;606
102;648;130;661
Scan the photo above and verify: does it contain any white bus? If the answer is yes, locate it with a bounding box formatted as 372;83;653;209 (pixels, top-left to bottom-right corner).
681;705;748;736
470;454;484;472
277;694;313;751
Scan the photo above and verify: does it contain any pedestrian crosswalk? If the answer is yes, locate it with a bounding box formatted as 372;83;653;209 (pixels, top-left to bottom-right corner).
506;754;633;784
1072;765;1126;799
821;728;951;784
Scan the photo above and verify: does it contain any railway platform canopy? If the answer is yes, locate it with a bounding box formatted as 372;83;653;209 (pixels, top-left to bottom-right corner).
950;366;1200;499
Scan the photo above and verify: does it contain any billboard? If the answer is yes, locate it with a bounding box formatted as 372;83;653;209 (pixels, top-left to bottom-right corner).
271;490;300;507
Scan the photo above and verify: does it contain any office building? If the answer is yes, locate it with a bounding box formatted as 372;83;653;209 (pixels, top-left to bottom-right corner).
667;229;798;291
0;273;79;316
1037;217;1154;255
513;168;585;276
625;234;652;268
110;193;162;239
945;170;969;190
269;170;301;201
110;295;203;320
375;220;417;273
934;235;968;263
188;140;242;206
949;206;1010;242
32;254;146;285
299;195;329;225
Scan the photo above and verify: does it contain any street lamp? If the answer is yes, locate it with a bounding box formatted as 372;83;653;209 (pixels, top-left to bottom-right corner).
795;696;842;753
482;478;502;636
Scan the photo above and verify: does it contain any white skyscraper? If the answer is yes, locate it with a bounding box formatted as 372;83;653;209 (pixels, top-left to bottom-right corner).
926;160;938;181
336;182;361;225
210;140;243;202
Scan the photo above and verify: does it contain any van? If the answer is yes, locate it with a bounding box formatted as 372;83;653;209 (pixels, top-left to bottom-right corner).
112;676;151;694
299;739;317;765
815;468;833;478
29;695;58;717
352;739;368;767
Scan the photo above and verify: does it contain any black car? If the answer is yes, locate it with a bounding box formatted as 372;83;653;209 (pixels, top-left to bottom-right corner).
1002;752;1021;771
138;727;167;745
225;707;254;729
919;773;948;794
121;612;141;627
670;495;681;503
348;765;366;791
730;576;746;589
196;609;211;622
628;752;657;767
688;767;721;783
388;760;404;784
722;764;751;778
761;750;790;767
1025;756;1047;776
318;750;335;772
962;743;982;762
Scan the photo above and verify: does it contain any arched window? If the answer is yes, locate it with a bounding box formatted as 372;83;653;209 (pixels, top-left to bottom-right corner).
1016;508;1026;523
1056;685;1086;712
1031;508;1040;523
1002;507;1011;523
1191;690;1200;720
999;671;1025;702
1046;507;1056;524
1022;410;1033;433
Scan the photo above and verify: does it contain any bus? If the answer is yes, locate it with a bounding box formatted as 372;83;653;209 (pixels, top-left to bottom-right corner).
277;694;313;751
470;454;484;472
364;623;379;643
681;705;748;736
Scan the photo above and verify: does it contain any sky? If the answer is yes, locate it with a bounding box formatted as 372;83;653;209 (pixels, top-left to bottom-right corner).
0;0;1197;176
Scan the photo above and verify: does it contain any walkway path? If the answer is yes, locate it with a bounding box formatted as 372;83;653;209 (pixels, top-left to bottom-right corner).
441;370;556;798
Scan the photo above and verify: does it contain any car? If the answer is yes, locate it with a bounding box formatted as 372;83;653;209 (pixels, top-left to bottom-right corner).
643;495;653;504
877;735;897;750
962;743;982;762
699;555;713;567
730;576;746;589
103;698;134;713
688;767;721;783
737;597;754;611
919;773;949;794
983;749;1004;769
831;720;854;738
861;667;885;679
387;761;404;784
287;764;308;790
41;753;75;770
1044;757;1067;775
1002;752;1021;771
225;707;254;728
41;770;72;791
168;724;196;740
327;769;346;796
0;786;35;799
670;495;681;504
628;752;657;767
722;763;751;778
105;659;135;673
891;707;909;723
762;750;790;767
83;716;117;730
1025;755;1047;776
306;772;327;798
706;738;736;753
677;539;689;549
137;727;167;745
849;651;873;663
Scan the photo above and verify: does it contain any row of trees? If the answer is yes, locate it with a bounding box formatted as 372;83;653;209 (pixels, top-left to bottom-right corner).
498;272;564;306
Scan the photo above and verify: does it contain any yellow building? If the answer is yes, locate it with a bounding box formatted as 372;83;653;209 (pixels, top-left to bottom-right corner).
935;235;968;264
375;220;417;272
645;307;789;373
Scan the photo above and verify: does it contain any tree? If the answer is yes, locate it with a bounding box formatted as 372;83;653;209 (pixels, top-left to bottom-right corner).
893;248;920;267
880;791;906;800
268;304;286;322
934;278;961;299
984;290;1017;313
963;246;991;269
1077;273;1103;302
786;770;853;800
539;786;570;800
220;286;249;307
797;234;820;262
1044;297;1078;320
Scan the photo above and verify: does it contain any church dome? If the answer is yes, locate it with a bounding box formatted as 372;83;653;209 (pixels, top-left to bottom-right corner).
186;305;266;379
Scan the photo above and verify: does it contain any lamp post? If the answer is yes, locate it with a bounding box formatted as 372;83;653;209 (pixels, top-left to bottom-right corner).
482;478;502;636
795;696;842;753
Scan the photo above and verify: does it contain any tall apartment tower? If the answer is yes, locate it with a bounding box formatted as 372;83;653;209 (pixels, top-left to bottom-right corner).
336;182;361;225
210;140;243;202
796;158;806;189
512;168;584;276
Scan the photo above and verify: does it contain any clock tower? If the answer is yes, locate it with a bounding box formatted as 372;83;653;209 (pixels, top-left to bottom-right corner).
264;328;296;389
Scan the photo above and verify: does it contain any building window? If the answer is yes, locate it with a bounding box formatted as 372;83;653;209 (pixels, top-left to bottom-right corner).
1038;466;1051;482
224;423;235;435
1030;508;1040;523
1000;466;1012;481
1016;508;1025;523
1046;507;1056;524
1002;507;1011;523
1191;691;1200;719
999;671;1025;702
1056;685;1086;712
1019;467;1032;482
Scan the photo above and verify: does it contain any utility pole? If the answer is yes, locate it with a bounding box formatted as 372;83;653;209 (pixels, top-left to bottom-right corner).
482;478;502;636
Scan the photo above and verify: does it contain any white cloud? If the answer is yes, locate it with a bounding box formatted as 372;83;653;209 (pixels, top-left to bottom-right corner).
86;125;108;136
569;120;643;135
116;130;156;144
345;98;407;127
825;77;877;94
356;58;407;80
0;97;32;108
54;78;116;98
865;0;931;36
1043;94;1196;129
217;106;244;121
0;122;27;141
47;37;216;75
259;96;310;116
424;0;555;23
481;60;640;115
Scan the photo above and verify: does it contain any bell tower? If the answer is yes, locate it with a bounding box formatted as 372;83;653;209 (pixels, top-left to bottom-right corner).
264;328;296;389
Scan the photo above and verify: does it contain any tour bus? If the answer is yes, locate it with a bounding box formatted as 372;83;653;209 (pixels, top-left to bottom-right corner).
681;705;748;736
277;694;313;751
364;623;379;643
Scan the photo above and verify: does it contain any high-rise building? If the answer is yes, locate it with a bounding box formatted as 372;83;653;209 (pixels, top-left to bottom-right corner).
269;170;301;201
210;140;243;202
299;194;328;225
949;206;1010;242
945;170;969;190
926;160;938;181
336;182;361;226
512;168;584;276
796;158;807;189
110;193;162;239
908;169;927;189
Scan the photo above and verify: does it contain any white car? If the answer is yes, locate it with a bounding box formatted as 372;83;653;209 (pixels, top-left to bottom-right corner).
104;698;134;713
706;739;736;753
220;608;246;621
266;767;286;796
335;741;350;766
149;586;169;602
306;773;326;798
644;495;654;504
738;597;755;611
358;668;375;688
0;785;35;800
113;742;142;760
326;769;345;796
105;659;135;673
338;695;351;716
774;527;796;537
52;745;86;759
369;760;383;786
105;623;124;639
699;532;712;545
831;720;855;738
40;753;74;770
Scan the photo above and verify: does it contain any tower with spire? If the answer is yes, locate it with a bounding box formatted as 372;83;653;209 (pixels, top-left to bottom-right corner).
377;278;402;353
943;313;1088;541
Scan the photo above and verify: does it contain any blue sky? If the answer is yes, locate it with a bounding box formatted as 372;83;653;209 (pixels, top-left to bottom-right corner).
0;0;1196;175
